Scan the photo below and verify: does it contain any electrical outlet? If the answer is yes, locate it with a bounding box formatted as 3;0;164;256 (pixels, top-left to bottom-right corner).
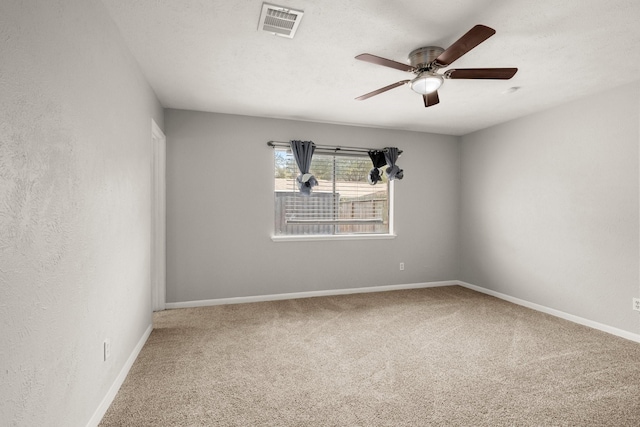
633;298;640;312
399;262;404;271
103;339;111;361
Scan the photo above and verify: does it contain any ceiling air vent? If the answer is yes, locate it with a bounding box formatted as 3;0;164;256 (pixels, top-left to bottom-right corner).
258;3;304;39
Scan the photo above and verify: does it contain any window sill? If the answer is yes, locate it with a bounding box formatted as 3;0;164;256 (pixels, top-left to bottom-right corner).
271;234;396;242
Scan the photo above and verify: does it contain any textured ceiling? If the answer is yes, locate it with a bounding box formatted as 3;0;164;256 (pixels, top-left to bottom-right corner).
101;0;640;135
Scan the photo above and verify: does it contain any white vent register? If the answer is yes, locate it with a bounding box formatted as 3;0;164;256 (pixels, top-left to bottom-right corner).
258;3;304;38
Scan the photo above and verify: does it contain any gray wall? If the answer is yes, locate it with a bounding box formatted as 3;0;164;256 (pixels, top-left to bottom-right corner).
165;83;640;336
460;81;640;334
165;109;460;302
0;0;163;425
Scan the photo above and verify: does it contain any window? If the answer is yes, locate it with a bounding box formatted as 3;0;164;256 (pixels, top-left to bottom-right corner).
274;148;393;238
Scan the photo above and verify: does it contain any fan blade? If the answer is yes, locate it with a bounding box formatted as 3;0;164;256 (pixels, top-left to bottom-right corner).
423;91;439;107
446;68;518;79
355;54;415;72
434;25;496;67
355;80;410;101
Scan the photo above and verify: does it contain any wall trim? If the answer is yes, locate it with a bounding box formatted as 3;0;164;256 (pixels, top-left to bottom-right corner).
165;280;458;309
168;279;640;342
456;280;640;344
87;324;153;427
151;118;167;312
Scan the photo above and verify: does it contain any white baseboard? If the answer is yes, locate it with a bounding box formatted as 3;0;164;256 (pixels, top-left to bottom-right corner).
87;323;153;427
166;280;640;344
165;280;457;309
456;281;640;344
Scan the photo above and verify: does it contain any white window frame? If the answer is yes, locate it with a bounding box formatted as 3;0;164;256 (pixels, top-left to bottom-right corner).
271;147;396;242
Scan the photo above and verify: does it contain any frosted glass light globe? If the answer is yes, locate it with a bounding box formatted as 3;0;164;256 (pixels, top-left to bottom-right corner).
410;73;443;94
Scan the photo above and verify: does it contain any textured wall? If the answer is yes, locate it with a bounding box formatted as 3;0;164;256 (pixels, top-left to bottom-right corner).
460;81;640;334
165;110;459;303
0;0;163;425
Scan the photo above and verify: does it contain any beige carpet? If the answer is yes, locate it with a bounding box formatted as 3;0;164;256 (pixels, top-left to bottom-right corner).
100;286;640;426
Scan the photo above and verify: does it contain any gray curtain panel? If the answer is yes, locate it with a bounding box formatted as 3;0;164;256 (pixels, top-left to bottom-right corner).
367;150;386;185
384;147;404;180
290;140;318;195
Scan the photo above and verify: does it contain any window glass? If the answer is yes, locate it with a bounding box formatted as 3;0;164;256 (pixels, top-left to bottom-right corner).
274;148;391;236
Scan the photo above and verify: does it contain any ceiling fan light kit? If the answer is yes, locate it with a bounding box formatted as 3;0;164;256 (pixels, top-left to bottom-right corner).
410;73;443;94
355;25;518;107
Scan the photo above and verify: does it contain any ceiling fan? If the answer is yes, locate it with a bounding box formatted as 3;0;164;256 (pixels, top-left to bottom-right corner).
355;25;518;107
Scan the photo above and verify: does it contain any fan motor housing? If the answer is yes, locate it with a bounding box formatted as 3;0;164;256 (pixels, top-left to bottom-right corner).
408;46;444;71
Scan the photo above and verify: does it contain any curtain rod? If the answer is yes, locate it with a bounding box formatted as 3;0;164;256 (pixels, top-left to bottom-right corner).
267;141;402;156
